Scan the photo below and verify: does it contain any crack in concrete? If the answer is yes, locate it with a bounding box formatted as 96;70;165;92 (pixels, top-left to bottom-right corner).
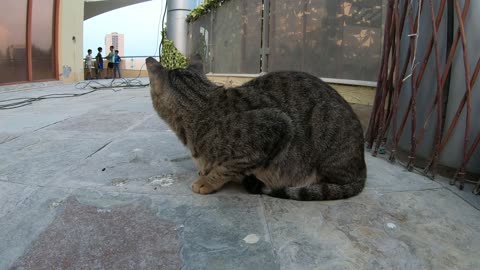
125;113;154;132
380;187;443;194
0;178;46;188
15;140;42;152
446;188;480;211
31;118;71;132
0;117;72;146
259;196;281;269
85;140;113;159
383;185;480;211
0;135;20;145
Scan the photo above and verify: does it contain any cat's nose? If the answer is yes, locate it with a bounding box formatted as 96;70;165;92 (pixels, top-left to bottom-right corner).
145;57;158;65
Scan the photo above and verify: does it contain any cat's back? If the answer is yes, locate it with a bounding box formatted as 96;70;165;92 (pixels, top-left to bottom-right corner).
236;71;350;111
241;71;344;102
242;71;327;90
206;71;357;124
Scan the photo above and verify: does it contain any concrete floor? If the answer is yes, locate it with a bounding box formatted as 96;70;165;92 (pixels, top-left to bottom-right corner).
0;80;479;270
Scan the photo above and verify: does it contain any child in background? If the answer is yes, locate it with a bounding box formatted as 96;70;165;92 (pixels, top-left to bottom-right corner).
95;47;103;79
85;49;94;80
113;50;122;79
106;45;114;79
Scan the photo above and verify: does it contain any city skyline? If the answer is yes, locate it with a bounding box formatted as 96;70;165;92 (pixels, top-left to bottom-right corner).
105;32;125;56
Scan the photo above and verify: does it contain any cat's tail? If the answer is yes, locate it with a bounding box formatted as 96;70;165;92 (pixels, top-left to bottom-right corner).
242;171;366;201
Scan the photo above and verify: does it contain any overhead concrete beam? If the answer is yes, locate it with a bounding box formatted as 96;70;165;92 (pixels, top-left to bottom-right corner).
84;0;151;20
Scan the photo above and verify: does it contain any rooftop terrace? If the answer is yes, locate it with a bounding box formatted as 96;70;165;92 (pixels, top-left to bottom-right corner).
0;80;479;269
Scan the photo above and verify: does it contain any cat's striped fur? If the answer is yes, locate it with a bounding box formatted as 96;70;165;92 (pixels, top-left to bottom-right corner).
146;55;366;201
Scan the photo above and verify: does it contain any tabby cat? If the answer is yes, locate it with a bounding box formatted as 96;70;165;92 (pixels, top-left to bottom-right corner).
146;55;366;201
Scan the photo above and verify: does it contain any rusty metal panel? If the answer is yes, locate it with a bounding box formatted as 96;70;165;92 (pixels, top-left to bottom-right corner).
210;0;263;74
268;0;384;81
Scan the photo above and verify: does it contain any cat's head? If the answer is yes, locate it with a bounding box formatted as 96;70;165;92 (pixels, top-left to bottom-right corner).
145;54;206;95
145;57;167;97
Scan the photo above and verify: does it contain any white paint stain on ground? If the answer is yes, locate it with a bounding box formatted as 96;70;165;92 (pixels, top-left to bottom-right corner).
386;223;397;229
130;148;145;163
243;234;260;244
97;208;112;213
149;175;175;187
112;179;128;187
49;200;64;209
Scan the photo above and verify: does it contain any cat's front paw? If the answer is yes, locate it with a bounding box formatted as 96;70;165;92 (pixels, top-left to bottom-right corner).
191;177;217;194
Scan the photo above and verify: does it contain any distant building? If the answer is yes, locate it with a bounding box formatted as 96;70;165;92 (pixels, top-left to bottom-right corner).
105;32;125;57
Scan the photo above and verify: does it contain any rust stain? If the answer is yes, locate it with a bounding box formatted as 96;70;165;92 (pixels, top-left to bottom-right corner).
11;197;182;270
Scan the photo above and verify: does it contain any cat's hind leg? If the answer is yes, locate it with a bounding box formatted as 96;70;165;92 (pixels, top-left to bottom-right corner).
242;175;264;194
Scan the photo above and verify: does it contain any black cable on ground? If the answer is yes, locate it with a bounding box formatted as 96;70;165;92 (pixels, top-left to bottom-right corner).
74;78;149;90
0;89;97;110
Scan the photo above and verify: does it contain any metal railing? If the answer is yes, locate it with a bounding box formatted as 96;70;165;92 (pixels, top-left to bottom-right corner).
82;56;159;70
82;56;159;79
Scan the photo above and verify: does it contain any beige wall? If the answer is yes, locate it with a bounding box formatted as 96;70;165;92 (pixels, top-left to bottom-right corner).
121;58;150;70
58;0;84;83
83;68;148;79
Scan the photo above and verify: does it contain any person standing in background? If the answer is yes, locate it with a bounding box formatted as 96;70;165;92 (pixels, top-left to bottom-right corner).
113;50;122;79
106;45;114;79
85;49;94;80
95;47;104;79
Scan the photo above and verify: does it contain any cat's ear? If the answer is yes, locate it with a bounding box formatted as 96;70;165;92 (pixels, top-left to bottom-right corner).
187;54;204;74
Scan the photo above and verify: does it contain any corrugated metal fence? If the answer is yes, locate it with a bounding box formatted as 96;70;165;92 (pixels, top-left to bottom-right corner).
187;0;385;84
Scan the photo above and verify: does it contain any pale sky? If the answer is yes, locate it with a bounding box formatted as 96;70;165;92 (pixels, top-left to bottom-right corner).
83;0;168;57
